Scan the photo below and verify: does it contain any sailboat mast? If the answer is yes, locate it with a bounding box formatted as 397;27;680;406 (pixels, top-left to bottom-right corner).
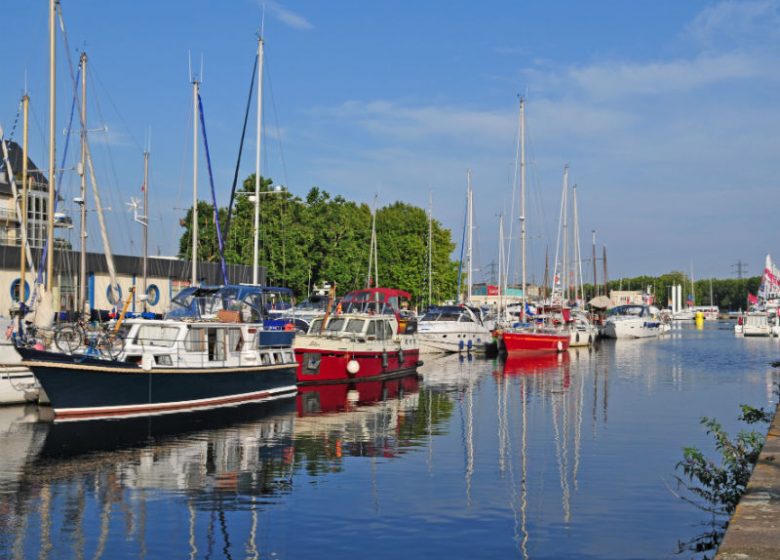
78;52;88;315
467;169;473;303
428;191;432;307
20;94;29;304
591;230;597;298
46;0;56;292
191;78;199;286
498;214;504;319
252;35;264;285
519;97;526;322
142;148;149;310
562;165;569;304
572;184;584;304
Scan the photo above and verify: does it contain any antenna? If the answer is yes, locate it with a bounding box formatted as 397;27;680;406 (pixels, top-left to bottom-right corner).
260;4;266;38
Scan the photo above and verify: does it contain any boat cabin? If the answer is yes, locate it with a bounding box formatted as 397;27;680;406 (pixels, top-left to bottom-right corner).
307;315;398;341
607;305;653;318
121;319;296;369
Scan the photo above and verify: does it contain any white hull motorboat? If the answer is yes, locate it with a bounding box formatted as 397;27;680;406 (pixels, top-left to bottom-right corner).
602;305;661;339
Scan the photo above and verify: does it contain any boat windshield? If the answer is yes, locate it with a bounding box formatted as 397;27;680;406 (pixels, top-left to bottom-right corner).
421;306;463;322
165;285;290;321
608;305;647;317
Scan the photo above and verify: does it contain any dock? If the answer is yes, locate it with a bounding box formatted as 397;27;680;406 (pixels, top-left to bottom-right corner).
715;402;780;559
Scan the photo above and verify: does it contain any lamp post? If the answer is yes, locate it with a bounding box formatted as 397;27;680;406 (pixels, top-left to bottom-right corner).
239;184;285;285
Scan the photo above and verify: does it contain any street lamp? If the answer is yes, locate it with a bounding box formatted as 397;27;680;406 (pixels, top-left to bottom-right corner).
238;184;285;285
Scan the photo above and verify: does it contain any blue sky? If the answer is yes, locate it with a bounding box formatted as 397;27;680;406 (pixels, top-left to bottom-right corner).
2;0;779;282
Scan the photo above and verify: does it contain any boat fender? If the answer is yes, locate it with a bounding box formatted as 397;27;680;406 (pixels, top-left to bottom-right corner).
347;359;360;375
575;332;580;343
556;341;563;352
467;339;473;351
398;349;404;364
588;335;593;345
381;351;389;369
459;339;465;351
141;354;154;371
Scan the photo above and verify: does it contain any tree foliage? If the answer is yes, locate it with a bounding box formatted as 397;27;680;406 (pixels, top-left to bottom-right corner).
674;404;772;557
178;175;459;306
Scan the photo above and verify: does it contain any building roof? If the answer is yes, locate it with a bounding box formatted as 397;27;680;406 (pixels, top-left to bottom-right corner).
0;140;49;197
0;245;265;286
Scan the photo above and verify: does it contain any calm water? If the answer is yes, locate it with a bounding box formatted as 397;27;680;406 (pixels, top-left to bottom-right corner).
1;322;778;559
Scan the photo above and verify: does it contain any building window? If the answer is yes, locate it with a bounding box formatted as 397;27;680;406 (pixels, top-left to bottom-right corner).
146;284;160;306
106;284;122;306
10;278;30;302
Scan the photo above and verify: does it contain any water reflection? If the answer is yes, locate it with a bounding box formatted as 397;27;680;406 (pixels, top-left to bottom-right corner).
1;325;778;559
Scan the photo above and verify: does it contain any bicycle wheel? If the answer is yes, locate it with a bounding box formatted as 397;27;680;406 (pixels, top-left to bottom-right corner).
97;331;125;360
54;325;84;353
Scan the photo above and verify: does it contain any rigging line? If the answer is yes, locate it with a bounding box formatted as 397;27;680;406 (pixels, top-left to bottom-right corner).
456;192;467;301
264;56;291;191
87;70;136;249
36;64;81;286
88;61;144;154
197;93;229;284
4;99;23;147
223;53;258;244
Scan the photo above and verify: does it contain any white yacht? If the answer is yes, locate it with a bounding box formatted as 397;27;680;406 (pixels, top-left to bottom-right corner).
738;312;771;337
601;305;661;339
417;305;494;353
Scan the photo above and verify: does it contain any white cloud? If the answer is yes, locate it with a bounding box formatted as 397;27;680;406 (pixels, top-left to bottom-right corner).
264;1;314;31
686;0;780;49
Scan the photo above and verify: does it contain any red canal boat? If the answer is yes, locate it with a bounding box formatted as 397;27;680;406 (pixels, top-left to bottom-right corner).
498;328;570;354
294;288;420;385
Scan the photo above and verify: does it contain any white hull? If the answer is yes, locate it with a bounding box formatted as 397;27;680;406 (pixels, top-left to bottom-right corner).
417;306;494;354
0;367;39;404
568;327;597;347
743;326;771;337
0;339;38;404
417;326;493;354
602;319;660;339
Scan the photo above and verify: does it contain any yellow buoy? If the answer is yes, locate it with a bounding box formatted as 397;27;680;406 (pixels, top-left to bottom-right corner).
695;311;704;329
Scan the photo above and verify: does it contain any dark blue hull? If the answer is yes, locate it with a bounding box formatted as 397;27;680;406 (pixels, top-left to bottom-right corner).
17;347;297;420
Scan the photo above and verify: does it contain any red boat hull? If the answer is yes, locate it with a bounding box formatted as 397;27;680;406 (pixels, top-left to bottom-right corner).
500;330;569;354
296;374;420;415
295;347;420;385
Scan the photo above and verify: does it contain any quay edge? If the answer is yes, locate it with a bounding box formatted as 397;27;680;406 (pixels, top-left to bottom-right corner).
715;401;780;560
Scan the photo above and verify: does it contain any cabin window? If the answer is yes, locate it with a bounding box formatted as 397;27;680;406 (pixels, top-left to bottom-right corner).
377;320;393;340
136;325;179;347
155;355;172;366
326;318;347;333
208;328;226;362
459;314;473;323
345;319;365;334
228;328;243;352
185;328;207;352
365;321;377;339
261;352;271;365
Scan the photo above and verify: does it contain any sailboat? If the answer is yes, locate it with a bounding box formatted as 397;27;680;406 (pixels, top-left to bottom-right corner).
498;98;569;354
16;27;298;420
417;171;494;353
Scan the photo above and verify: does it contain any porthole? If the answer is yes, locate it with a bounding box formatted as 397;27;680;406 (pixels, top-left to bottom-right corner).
10;279;30;303
106;284;122;305
146;284;160;305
